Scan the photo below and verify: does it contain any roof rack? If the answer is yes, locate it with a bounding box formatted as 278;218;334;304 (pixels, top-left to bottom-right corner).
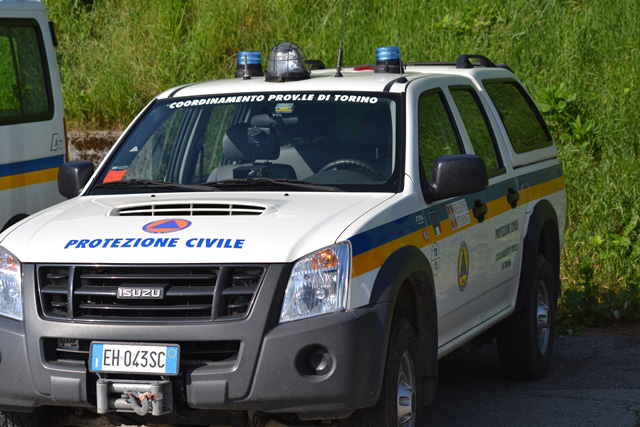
405;55;513;72
455;54;496;69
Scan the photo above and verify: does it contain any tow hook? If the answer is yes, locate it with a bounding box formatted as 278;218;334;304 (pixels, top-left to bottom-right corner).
125;391;162;416
96;379;173;416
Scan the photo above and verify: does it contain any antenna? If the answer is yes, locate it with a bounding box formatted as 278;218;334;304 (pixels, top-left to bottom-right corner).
398;31;403;77
335;0;348;77
243;53;251;80
241;4;250;79
242;3;246;53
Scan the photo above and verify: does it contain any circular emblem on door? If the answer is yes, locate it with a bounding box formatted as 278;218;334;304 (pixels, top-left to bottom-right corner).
143;219;192;234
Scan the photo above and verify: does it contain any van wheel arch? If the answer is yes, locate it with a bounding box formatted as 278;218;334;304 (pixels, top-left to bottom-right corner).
1;214;29;233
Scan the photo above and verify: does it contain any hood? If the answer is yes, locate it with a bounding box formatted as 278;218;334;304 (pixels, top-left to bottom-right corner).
1;192;395;264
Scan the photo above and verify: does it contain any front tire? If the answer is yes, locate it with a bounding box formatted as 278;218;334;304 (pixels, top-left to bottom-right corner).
341;317;422;427
498;253;557;379
0;410;46;427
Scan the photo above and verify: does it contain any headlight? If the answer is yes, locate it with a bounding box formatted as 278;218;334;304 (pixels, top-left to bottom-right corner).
280;242;351;323
0;246;22;321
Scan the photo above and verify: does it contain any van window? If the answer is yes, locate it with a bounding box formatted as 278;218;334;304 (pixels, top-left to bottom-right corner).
0;19;52;125
483;80;551;153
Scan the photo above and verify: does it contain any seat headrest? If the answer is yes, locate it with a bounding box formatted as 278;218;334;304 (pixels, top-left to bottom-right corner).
223;123;280;162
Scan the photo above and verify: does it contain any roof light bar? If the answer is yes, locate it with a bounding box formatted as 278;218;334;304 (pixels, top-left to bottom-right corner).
375;45;403;74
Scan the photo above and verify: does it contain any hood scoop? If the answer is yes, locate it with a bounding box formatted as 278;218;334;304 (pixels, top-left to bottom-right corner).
111;202;268;217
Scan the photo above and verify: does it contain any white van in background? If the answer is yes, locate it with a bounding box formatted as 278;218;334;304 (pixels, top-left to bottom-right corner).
0;0;66;231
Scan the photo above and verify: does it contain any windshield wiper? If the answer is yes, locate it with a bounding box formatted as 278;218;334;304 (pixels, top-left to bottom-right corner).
202;178;343;192
94;179;220;192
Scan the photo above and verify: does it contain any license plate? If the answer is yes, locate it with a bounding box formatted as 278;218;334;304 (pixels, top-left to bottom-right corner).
89;342;180;375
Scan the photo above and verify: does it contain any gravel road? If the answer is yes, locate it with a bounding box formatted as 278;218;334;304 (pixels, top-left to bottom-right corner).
424;324;640;426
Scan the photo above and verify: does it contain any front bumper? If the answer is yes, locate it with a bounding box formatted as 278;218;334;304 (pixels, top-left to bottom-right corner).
0;264;389;418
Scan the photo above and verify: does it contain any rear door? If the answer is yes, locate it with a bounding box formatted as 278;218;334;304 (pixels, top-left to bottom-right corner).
480;78;565;305
446;84;521;321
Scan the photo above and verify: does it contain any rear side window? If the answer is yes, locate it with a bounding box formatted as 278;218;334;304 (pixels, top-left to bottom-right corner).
483;80;551;153
450;87;502;175
0;19;53;125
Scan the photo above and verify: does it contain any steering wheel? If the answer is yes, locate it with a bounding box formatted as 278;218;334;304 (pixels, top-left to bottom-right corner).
318;159;385;181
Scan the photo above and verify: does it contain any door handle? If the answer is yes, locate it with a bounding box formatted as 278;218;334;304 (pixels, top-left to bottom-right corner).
472;199;488;223
507;186;520;209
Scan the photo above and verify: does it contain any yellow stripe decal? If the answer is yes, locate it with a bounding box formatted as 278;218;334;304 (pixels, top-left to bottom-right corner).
351;176;565;277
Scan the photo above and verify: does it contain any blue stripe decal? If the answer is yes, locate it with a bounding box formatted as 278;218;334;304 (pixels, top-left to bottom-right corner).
348;163;563;257
517;163;563;186
485;177;517;201
0;155;65;178
349;212;422;256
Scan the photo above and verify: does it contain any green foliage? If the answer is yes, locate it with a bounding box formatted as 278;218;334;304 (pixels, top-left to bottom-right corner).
536;84;577;137
43;0;640;326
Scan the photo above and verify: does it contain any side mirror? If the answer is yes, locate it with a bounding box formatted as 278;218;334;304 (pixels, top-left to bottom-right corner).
423;155;488;203
58;161;94;199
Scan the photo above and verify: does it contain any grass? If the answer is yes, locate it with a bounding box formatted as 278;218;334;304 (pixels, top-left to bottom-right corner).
44;0;640;326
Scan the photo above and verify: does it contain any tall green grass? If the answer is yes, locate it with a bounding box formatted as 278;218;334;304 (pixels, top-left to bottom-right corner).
45;0;640;325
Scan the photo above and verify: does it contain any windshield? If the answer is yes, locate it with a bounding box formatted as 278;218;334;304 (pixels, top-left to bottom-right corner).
91;92;401;194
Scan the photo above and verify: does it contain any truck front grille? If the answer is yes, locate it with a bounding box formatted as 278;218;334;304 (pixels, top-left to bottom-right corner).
37;265;265;322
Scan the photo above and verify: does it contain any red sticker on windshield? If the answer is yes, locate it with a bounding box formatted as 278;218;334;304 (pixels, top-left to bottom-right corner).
104;169;127;183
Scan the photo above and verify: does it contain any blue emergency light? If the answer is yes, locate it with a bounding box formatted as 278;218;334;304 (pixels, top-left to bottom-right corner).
375;45;403;74
235;51;263;78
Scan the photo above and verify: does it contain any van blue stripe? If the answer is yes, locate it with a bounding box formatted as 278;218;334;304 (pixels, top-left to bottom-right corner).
0;155;65;178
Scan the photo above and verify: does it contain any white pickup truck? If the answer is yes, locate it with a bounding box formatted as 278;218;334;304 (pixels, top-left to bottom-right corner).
0;42;565;427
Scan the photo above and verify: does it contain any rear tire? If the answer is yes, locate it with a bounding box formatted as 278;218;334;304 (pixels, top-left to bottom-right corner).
498;253;557;379
340;317;422;427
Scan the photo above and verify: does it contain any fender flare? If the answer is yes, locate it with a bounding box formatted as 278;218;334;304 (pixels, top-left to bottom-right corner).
369;245;432;305
369;245;438;404
518;200;560;309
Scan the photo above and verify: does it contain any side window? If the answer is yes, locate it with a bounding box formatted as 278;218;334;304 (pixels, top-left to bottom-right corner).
450;87;503;175
418;90;461;176
0;26;21;116
483;80;552;153
119;108;187;183
116;104;238;185
0;20;52;125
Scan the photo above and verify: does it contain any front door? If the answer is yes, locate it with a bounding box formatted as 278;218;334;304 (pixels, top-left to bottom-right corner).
411;80;493;347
